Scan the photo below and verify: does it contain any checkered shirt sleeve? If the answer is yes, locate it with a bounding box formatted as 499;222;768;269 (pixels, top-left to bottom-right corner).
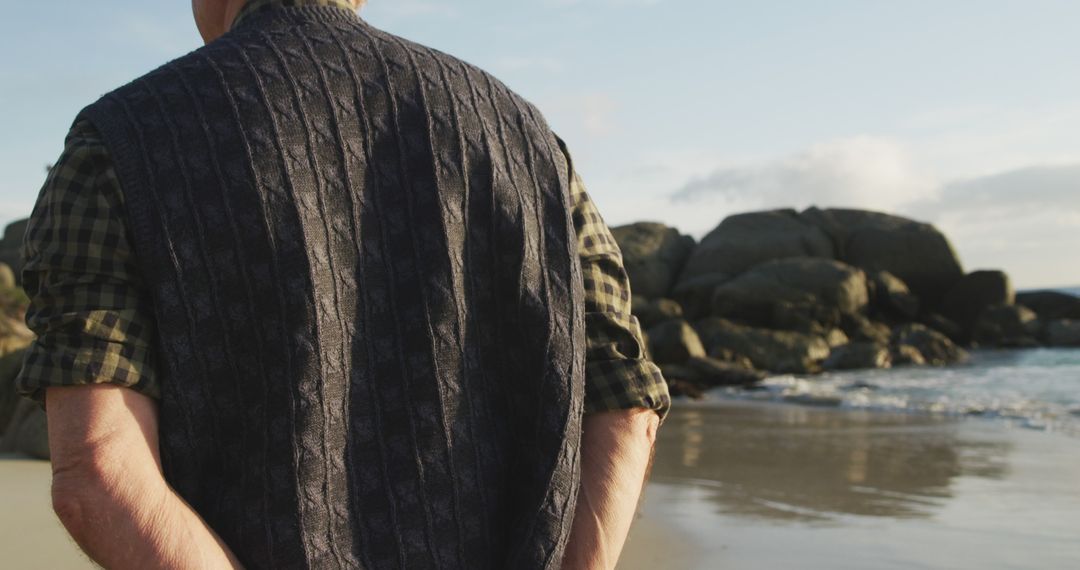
15;119;159;406
558;140;671;423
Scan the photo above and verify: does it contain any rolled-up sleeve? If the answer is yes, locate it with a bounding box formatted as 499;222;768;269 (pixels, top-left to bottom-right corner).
557;139;671;424
15;120;159;407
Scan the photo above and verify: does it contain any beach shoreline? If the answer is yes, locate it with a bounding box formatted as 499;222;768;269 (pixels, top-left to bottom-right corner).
3;401;1079;569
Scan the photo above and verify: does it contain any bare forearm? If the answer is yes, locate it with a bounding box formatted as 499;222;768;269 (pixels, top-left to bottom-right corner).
54;473;242;569
46;385;242;569
562;408;659;570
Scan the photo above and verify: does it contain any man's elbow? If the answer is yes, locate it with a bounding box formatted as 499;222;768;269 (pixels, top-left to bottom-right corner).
50;460;114;535
582;407;659;448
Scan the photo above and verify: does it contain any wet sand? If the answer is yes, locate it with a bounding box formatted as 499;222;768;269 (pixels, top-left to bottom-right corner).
3;402;1079;569
619;401;1080;570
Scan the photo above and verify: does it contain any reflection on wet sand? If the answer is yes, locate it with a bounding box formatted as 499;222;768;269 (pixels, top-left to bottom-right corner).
651;402;1012;521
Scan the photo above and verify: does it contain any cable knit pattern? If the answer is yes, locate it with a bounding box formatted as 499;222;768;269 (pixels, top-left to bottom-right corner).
76;6;585;569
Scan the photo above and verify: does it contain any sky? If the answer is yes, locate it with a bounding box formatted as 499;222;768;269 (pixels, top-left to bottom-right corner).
2;0;1079;288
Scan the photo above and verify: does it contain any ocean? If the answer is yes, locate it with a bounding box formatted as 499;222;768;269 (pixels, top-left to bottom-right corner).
705;286;1080;438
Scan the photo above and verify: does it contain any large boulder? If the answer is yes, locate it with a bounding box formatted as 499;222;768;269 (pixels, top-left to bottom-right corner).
1045;319;1080;347
892;323;968;366
824;342;892;371
646;319;706;364
661;356;764;389
0;263;15;289
840;313;892;345
631;295;684;329
610;222;696;299
0;218;28;286
695;317;831;374
710;257;869;327
671;272;731;321
1016;291;1080;320
941;270;1014;332
676;209;834;286
972;304;1040;347
799;208;964;307
869;270;919;320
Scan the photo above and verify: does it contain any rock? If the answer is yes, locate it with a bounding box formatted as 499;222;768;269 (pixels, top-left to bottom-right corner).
710;257;869;327
869;270;919;320
972;304;1040;347
824;342;892;371
799;208;964;307
771;301;841;335
665;378;704;400
671;272;731;321
891;345;926;366
684;356;766;387
0;349;27;436
1016;291;1080;320
892;323;968;365
705;347;756;371
695;317;831;374
676;209;834;286
0;218;28;286
941;270;1014;332
920;313;965;344
0;314;34;359
646;319;706;364
0;398;49;459
840;313;892;345
610;222;696;299
631;296;684;329
660;357;764;389
1045;319;1080;347
0;263;15;289
824;328;850;348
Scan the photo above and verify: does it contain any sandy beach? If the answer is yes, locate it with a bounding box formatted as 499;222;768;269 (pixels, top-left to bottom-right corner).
619;401;1080;569
3;401;1079;569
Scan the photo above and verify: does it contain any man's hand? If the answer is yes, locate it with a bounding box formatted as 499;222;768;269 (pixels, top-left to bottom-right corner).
562;407;659;570
46;384;243;569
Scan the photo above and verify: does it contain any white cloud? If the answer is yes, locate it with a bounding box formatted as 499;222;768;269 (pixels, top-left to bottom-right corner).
670;136;937;212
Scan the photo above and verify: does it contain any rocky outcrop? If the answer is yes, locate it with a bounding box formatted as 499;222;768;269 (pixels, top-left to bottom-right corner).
941;270;1014;332
661;356;765;389
695;317;831;374
646;319;706;364
631;296;684;329
0;218;28;286
1016;291;1080;320
869;270;919;320
610;222;696;299
677;209;834;286
892;323;968;366
800;208;964;307
710;257;869;328
824;342;892;371
1045;319;1080;347
972;305;1040;347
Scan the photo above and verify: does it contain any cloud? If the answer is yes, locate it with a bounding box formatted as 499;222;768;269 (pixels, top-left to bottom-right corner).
670;136;937;212
663;137;1080;287
542;93;620;138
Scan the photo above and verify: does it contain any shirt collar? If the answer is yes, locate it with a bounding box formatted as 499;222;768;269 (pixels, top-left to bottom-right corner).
231;0;357;31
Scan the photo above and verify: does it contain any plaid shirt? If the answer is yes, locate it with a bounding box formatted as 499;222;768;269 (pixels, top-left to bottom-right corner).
15;0;670;422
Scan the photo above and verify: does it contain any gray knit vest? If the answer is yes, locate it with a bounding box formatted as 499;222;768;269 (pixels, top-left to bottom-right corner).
76;6;585;569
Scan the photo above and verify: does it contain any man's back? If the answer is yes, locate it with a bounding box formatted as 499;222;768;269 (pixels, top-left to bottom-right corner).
77;5;585;568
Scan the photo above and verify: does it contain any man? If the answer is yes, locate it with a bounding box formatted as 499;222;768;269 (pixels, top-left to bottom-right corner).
15;0;670;568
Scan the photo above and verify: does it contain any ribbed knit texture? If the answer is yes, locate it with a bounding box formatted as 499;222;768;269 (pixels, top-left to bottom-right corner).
76;6;586;569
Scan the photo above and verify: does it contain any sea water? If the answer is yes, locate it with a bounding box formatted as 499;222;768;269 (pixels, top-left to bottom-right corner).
711;348;1080;436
